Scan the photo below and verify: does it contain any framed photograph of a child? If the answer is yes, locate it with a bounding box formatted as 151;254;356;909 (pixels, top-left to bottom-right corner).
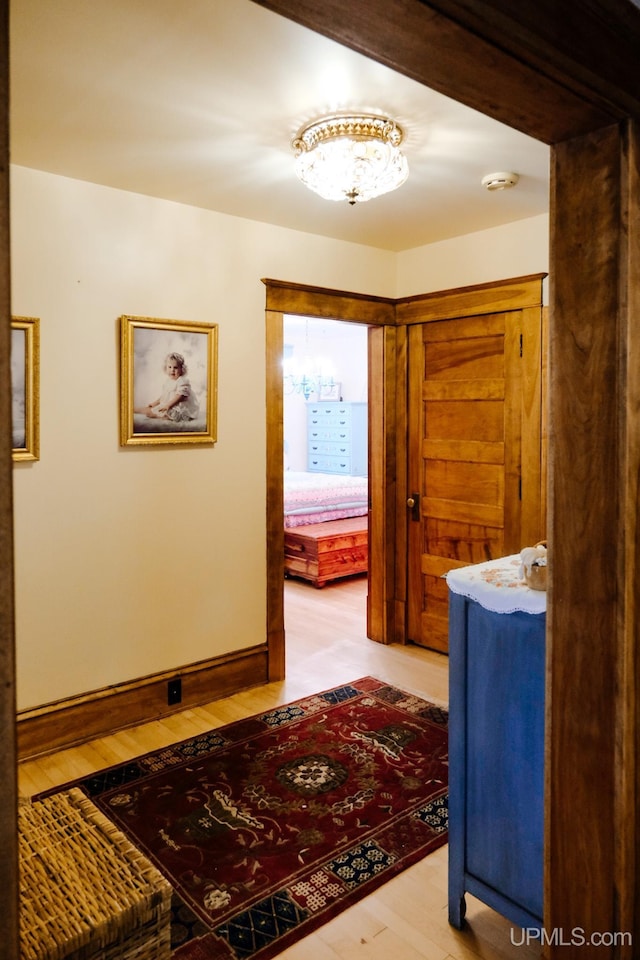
119;315;218;447
11;316;40;462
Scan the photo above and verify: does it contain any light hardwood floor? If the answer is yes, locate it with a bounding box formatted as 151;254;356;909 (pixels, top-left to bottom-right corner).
18;575;540;960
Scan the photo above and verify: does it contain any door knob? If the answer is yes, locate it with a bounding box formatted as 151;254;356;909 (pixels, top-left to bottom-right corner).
407;493;420;521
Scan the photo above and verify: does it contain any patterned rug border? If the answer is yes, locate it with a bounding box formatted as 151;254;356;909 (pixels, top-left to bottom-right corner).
34;676;449;960
35;677;446;801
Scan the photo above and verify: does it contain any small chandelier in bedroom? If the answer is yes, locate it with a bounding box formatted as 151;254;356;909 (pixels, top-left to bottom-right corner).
292;114;409;205
283;355;338;401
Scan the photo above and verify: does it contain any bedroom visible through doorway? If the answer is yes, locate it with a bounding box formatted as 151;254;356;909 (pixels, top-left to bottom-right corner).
282;315;369;599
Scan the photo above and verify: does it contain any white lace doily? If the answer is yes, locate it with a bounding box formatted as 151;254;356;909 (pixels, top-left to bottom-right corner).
446;554;547;615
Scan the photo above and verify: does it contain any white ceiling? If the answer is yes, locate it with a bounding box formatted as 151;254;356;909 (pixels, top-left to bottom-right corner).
9;0;550;253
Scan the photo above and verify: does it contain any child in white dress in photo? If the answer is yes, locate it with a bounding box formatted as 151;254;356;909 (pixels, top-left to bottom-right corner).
135;352;200;422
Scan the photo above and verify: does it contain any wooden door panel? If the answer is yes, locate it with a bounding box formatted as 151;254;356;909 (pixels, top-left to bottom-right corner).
425;460;504;505
407;305;542;652
424;379;505;400
423;498;502;527
422;568;455;650
425;336;505;379
422;575;450;648
422;553;461;578
425;400;504;441
423;313;507;342
423;438;504;463
426;518;503;564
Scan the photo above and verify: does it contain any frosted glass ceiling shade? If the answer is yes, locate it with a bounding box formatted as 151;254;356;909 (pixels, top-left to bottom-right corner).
292;114;409;205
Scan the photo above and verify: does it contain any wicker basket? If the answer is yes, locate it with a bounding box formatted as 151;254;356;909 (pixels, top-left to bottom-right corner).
523;540;547;591
19;787;172;960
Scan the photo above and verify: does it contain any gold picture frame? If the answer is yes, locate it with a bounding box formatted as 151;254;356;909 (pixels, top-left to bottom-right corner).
119;315;218;447
11;316;40;462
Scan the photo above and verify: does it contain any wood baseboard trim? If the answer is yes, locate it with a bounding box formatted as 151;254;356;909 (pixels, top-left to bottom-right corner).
16;645;269;760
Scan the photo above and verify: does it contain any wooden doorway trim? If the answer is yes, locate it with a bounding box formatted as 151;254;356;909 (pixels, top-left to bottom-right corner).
545;119;640;949
253;1;640;953
0;0;18;952
250;0;640;143
263;280;396;681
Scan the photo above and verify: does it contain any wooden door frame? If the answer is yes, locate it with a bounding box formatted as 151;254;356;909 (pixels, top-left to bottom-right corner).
0;0;17;949
254;1;640;954
266;275;545;660
263;280;396;674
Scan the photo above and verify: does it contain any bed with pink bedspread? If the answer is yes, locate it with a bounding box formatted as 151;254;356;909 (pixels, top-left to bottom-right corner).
283;471;369;528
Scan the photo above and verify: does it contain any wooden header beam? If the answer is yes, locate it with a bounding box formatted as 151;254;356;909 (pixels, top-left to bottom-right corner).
251;0;640;143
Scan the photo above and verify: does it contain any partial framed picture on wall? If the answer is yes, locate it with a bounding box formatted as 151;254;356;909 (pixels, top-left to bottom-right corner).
11;316;40;462
119;315;218;447
319;381;341;401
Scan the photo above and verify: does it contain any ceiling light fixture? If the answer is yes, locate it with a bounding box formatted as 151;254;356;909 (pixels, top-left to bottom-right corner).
292;114;409;205
482;171;519;191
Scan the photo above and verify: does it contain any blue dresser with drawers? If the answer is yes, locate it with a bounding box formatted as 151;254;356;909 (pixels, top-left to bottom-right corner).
446;555;546;932
307;401;367;476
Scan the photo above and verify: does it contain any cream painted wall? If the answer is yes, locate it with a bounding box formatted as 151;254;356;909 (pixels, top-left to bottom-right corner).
396;213;549;300
10;166;548;710
10;165;397;710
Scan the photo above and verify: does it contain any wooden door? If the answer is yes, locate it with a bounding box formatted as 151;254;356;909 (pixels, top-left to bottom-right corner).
406;305;543;652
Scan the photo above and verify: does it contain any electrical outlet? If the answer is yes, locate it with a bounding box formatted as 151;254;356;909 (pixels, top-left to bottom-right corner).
167;678;182;705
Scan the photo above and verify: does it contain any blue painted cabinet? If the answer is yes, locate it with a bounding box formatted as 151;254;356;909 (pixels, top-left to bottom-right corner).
307;402;367;476
447;589;545;931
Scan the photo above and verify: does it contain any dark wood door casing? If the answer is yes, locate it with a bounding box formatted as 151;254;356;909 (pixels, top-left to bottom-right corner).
0;0;18;954
254;2;640;955
545;120;640;953
250;0;640;141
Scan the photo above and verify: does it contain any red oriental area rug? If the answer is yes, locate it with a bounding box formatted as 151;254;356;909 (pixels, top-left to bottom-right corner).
47;677;448;959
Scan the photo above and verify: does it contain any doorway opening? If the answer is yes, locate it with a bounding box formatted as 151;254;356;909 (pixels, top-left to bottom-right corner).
281;315;369;653
264;281;397;682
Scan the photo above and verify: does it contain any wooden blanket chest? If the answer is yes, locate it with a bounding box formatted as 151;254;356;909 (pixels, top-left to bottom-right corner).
284;516;368;588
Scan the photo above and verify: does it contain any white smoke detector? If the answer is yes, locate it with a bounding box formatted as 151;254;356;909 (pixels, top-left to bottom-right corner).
482;172;519;191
